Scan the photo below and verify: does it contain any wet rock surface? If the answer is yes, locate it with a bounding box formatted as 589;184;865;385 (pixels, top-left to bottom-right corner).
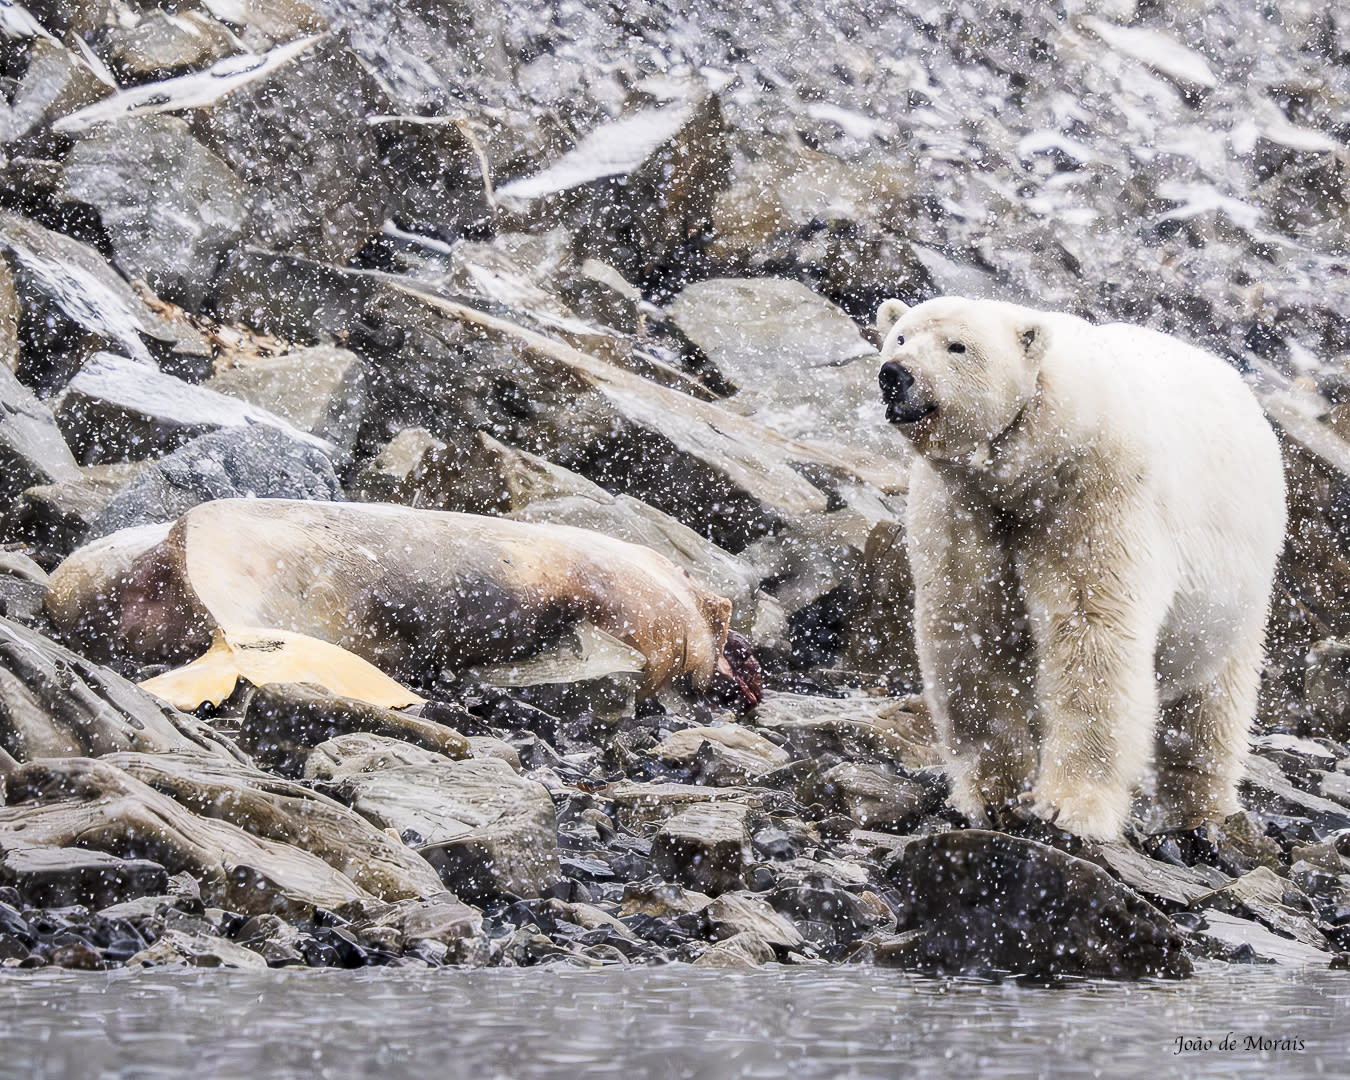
0;0;1349;979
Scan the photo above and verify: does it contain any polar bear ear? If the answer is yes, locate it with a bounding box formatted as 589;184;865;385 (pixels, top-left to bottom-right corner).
1018;322;1050;365
876;299;910;339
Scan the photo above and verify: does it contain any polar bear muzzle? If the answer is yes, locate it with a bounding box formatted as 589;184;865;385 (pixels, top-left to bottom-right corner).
878;360;938;425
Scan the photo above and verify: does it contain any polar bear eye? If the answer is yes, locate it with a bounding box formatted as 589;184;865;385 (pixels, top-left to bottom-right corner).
895;335;905;345
948;342;966;354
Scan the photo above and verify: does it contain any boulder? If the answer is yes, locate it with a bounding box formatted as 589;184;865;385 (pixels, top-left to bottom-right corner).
127;928;268;969
651;801;753;895
885;830;1193;979
57;115;252;309
497;95;731;283
668;277;895;455
813;762;927;833
55;35;390;263
1193;909;1333;966
753;692;943;772
0;212;209;387
83;425;341;540
765;871;884;949
191;36;393;261
843;519;921;687
693;931;777;969
345;894;489;967
96;9;239;83
0;36;110;153
216;255;905;552
54;351;335;466
6;461;152;557
1304;638;1350;741
703;890;804;950
107;750;446;901
707;146;927;312
305;731;457;781
602;781;762;831
372;115;493;238
206;346;367;456
328;757;561;902
653;724;789;785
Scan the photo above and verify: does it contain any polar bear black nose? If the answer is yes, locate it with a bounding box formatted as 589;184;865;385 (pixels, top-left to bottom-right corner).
879;360;915;403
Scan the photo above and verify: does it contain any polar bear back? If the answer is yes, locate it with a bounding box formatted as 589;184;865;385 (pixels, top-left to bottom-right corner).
1034;316;1285;695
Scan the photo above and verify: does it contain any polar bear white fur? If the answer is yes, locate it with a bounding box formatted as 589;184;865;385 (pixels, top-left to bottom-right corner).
876;296;1286;841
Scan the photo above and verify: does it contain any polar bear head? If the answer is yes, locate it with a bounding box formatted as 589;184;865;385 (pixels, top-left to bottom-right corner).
876;296;1049;460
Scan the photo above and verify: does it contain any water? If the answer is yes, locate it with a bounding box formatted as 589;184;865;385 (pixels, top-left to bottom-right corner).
3;964;1345;1080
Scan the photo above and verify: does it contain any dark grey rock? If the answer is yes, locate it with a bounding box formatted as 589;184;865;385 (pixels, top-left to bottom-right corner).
1243;753;1350;833
1193;909;1333;966
844;519;921;687
668;277;888;452
96;9;240;82
108;750;446;902
703;890;803;950
372;115;493;238
813;762;927;833
55;351;335;465
58;115;252;310
1304;638;1350;741
0;757;371;918
651;801;753;896
344;894;489;966
765;873;883;950
0;36;108;152
239;682;471;777
0;553;46;626
0;846;169;910
127;928;268;969
885;830;1193;979
7;461;153;558
84;424;342;540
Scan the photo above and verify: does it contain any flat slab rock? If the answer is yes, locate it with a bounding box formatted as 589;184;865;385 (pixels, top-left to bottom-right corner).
0;613;237;762
328;757;560;902
885;830;1193;979
0;363;79;500
0;757;372;917
0;845;169;909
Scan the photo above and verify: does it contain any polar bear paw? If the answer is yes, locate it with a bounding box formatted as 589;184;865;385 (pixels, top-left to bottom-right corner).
1018;787;1126;843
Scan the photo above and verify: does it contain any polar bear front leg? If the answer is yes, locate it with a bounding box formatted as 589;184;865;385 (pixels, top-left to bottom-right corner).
908;464;1038;826
1019;542;1163;841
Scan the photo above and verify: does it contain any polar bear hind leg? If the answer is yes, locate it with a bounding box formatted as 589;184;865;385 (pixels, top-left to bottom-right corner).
1154;640;1261;828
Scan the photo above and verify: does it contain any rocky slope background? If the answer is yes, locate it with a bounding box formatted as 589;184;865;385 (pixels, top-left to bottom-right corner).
2;0;1350;978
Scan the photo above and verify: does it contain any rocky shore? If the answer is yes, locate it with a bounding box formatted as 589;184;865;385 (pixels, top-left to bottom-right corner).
3;0;1350;979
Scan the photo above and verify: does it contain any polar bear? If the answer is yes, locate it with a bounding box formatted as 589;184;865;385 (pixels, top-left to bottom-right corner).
876;296;1286;842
